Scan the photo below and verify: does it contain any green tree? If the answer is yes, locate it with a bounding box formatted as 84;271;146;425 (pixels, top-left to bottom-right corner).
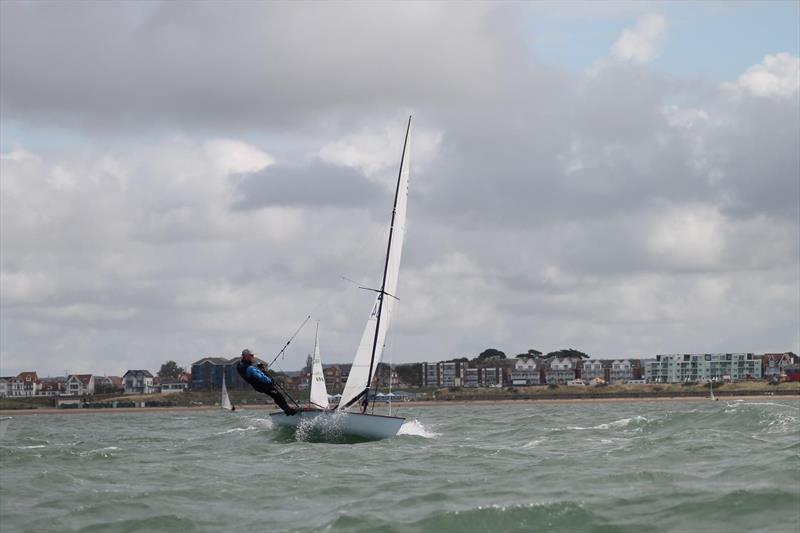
395;363;422;386
157;360;185;379
516;349;543;359
477;348;506;361
544;348;589;360
94;382;116;394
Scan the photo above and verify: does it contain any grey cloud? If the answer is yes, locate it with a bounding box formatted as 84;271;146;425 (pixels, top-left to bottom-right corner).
1;3;798;376
232;162;383;210
0;1;524;132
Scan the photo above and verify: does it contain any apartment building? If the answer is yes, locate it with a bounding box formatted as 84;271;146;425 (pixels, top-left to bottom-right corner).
645;353;762;382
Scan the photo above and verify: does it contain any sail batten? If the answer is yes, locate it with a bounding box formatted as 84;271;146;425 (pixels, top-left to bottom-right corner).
338;117;412;411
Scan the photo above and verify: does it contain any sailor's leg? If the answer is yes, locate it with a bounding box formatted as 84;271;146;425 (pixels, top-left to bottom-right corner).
265;388;296;415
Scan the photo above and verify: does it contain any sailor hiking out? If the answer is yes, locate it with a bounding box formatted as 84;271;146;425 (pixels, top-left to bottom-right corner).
236;349;297;415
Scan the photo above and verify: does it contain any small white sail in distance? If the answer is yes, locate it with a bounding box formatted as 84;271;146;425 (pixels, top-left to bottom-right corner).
309;323;330;409
221;375;233;410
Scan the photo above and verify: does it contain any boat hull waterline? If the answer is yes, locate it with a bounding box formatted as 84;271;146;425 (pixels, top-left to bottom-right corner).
269;409;405;441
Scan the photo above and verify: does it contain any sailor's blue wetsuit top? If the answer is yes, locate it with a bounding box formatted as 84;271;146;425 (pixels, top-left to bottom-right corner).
236;360;273;388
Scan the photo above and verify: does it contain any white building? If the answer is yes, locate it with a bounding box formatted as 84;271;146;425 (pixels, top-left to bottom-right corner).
464;367;479;388
159;381;188;394
480;367;503;387
609;360;634;383
511;358;540;386
10;372;40;397
546;358;576;384
65;374;95;396
0;377;12;397
123;370;156;394
582;360;605;381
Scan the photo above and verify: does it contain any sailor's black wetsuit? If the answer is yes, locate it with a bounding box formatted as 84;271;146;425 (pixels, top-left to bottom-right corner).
236;359;296;415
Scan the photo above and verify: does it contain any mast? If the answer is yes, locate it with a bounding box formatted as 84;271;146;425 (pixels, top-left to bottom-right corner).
359;115;412;413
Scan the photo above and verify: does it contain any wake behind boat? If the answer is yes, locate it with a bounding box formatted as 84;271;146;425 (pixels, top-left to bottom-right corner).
270;117;413;441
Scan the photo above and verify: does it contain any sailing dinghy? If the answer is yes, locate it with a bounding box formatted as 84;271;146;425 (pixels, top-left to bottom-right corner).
0;417;10;441
270;117;413;440
221;376;234;410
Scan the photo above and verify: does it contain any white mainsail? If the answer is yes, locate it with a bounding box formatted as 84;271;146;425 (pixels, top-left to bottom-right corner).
338;118;411;411
309;324;330;409
221;376;233;410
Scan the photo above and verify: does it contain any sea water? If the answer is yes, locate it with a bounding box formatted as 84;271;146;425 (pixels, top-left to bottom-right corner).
1;400;798;532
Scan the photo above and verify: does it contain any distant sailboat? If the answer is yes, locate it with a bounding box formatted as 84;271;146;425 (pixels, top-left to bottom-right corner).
309;323;330;410
0;417;10;440
271;117;412;440
221;376;233;410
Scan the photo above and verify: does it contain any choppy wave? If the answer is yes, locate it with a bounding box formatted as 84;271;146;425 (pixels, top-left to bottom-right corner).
1;400;797;532
398;418;438;438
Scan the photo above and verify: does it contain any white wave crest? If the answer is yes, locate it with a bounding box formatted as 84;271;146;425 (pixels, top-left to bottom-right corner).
398;419;438;438
247;417;274;429
79;446;119;457
216;426;257;435
564;416;647;431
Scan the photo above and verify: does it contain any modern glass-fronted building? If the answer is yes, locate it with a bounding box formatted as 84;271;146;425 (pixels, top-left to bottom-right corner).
645;353;761;382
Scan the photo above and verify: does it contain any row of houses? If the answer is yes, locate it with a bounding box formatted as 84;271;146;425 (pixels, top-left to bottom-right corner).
421;358;646;388
419;352;799;389
3;352;797;398
0;370;188;398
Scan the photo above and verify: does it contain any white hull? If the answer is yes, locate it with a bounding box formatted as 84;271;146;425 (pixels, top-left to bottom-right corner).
0;417;10;441
270;409;404;441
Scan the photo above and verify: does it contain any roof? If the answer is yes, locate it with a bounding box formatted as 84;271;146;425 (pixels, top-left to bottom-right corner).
17;371;39;381
68;374;93;385
191;357;235;366
123;370;154;378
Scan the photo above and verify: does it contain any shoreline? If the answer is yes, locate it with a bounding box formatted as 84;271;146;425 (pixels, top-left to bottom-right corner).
1;394;796;416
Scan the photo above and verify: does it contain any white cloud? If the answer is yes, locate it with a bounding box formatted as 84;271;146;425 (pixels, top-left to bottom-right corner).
722;53;800;99
204;139;274;175
646;205;726;270
588;14;667;75
317;121;442;182
611;14;667;64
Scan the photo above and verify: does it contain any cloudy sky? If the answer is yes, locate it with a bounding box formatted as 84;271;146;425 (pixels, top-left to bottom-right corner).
1;1;798;377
